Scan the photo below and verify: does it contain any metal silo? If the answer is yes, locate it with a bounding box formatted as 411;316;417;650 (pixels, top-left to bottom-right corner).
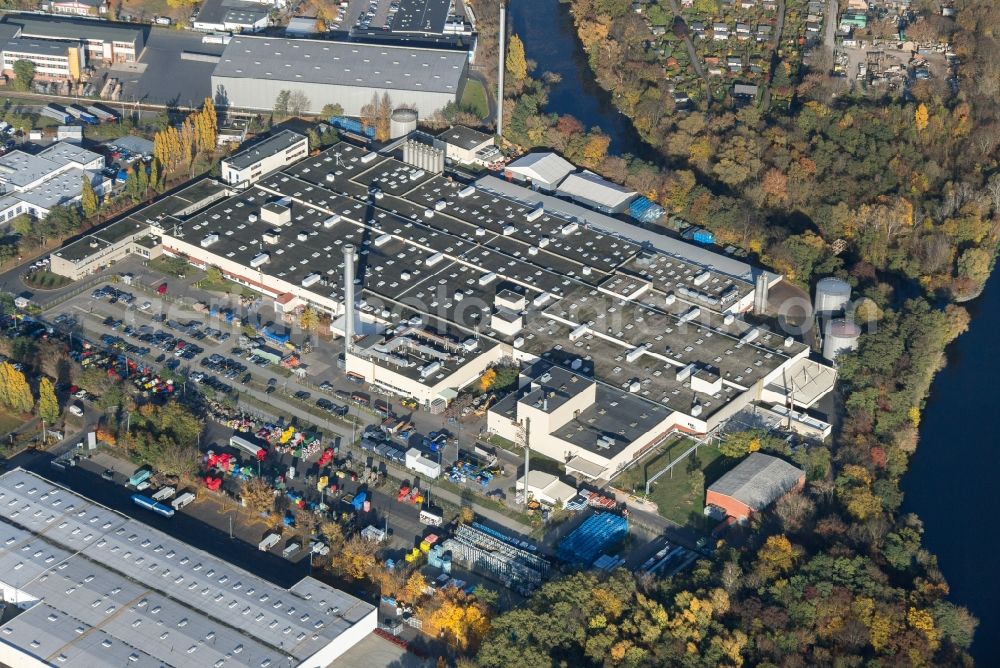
390;108;418;139
823;319;861;361
814;277;851;318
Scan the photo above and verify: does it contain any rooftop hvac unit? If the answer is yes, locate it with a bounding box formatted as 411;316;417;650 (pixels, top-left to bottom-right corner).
200;233;219;248
784;336;794;347
424;209;435;219
419;361;441;378
426;252;444;267
532;292;552;307
475;228;486;237
538;237;550;248
461;338;478;351
458;185;475;198
454;290;464;301
374;233;392;247
676;363;696;381
360;152;378;164
301;272;321;288
691;404;703;417
325;173;335;183
569;324;589;341
628;380;641;393
248;213;258;223
323;215;341;228
401;270;412;281
528;246;539;255
625;346;645;363
513;336;524;348
297;233;308;242
560;222;578;235
678;306;701;324
664;293;676;306
434;199;447;211
723;313;735;325
410;169;425;181
693;271;711;286
525;206;544;222
262;230;280;245
502;225;515;235
739;328;759;345
250;252;269;268
478;272;496;286
581;266;592;276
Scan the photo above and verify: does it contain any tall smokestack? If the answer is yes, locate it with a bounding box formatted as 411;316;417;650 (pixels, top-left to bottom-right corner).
496;1;506;137
343;244;357;359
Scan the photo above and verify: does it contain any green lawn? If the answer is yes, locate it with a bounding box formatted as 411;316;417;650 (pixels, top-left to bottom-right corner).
616;437;736;527
461;79;489;118
196;275;248;296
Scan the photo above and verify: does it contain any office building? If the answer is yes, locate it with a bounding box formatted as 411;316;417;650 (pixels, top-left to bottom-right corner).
0;142;107;222
220;129;309;185
2;14;145;64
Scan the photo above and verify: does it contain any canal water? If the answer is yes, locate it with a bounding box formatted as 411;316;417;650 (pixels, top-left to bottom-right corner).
509;0;655;160
902;270;1000;664
511;0;993;659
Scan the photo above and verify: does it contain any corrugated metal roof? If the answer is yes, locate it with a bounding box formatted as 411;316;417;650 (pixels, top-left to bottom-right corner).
0;469;374;667
556;170;637;210
504;152;575;187
707;452;804;510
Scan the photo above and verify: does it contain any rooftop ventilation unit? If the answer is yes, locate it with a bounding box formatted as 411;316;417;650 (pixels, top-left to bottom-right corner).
301;273;321;288
664;293;676;306
323;215;341;228
625;346;645;364
678;306;701;324
360;152;377;164
502;225;515;236
691;404;703;417
569;324;589;342
250;252;269;268
374;233;392;247
297;233;308;242
693;271;711;286
560;222;578;235
525;206;544;222
532;292;552;307
458;185;475;198
419;361;441;378
739;328;759;345
425;252;444;267
262;229;280;245
478;272;497;286
200;233;219;248
723;314;735;325
325;173;335;183
676;363;696;381
538;237;550;248
434;199;447;211
628;380;641;393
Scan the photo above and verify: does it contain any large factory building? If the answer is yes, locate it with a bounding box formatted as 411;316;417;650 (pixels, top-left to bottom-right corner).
211;36;468;117
51;128;835;483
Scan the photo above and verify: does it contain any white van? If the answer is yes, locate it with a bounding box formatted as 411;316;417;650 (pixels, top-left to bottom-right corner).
68;404;84;417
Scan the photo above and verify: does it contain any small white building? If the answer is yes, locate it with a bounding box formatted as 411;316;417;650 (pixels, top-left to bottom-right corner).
516;470;576;507
221;130;308;185
0;142;107;223
503;152;575;192
438;125;495;165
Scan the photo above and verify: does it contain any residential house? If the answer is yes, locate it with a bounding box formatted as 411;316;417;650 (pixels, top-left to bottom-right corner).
713;22;729;40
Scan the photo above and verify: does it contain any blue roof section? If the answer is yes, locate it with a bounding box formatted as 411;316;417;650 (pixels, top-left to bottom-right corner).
557;512;628;567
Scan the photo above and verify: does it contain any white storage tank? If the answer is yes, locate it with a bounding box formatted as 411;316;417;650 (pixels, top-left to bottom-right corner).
814;277;851;317
823;319;861;361
390;108;418;139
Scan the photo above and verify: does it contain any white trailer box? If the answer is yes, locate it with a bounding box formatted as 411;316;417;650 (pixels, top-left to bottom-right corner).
405;448;442;479
152;486;176;502
259;532;281;551
171;492;196;509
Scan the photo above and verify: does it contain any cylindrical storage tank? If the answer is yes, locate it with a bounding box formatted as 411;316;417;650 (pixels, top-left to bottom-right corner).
390;108;418;139
814;277;851;317
823;319;861;361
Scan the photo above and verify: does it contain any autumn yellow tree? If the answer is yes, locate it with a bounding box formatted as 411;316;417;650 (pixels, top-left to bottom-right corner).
755;534;797;579
915;103;929;132
0;362;33;413
580;133;611;168
241;478;275;516
478;368;496;392
506;34;528;84
299;306;319;332
36;377;59;425
404;571;428;604
421;588;491;652
331;535;379;580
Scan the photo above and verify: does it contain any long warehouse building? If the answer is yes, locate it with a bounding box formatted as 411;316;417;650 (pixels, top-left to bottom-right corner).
0;469;376;667
211;36;468;117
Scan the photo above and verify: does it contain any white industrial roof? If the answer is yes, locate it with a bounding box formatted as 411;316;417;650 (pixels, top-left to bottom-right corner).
556;170;637;210
504;152;575;187
0;469;375;668
517;471;576;507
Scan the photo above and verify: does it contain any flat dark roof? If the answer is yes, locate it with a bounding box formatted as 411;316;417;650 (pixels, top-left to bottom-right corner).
439;125;492;150
391;0;451;34
225;130;306;170
3;14;143;44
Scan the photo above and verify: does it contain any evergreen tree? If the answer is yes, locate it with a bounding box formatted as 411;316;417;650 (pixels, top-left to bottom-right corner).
36;377;59;424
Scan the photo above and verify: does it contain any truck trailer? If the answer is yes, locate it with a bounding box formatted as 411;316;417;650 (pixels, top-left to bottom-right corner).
41;104;72;124
131;494;175;517
171;492;196;509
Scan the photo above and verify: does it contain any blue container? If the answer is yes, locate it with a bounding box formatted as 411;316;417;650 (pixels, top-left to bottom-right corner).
692;229;715;244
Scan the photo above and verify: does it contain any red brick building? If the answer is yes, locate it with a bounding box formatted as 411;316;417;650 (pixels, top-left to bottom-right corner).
705;453;805;521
